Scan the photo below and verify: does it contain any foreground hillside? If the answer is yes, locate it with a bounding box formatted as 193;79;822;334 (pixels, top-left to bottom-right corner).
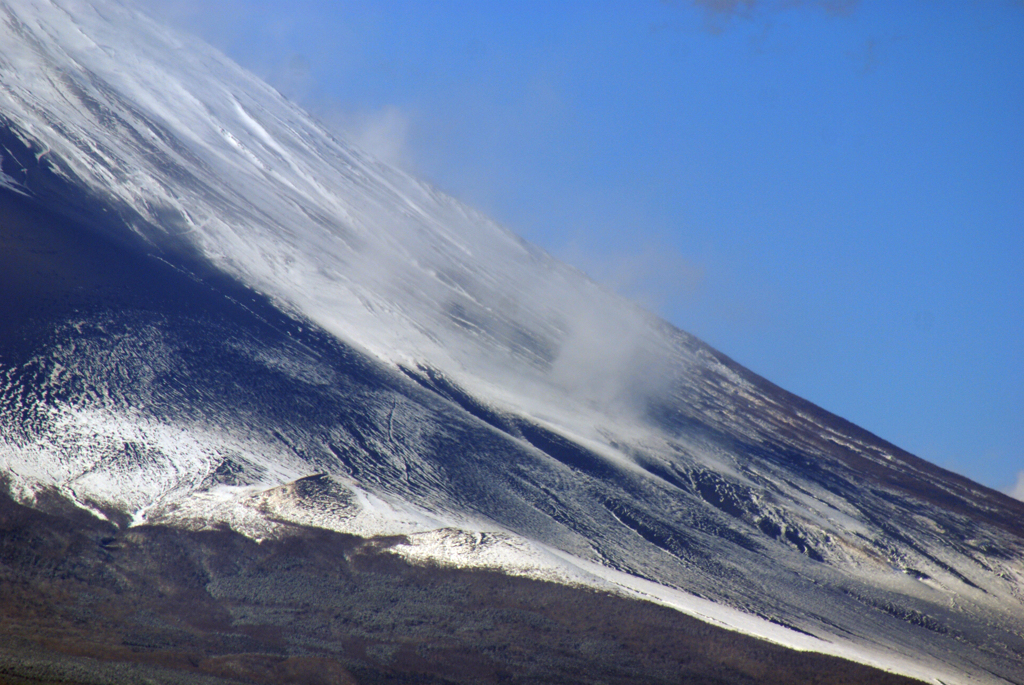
0;484;925;685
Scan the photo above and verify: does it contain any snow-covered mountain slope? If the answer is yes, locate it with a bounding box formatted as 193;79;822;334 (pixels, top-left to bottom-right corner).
1;1;1022;683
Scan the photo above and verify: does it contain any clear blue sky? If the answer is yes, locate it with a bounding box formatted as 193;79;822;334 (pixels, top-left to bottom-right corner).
141;1;1024;497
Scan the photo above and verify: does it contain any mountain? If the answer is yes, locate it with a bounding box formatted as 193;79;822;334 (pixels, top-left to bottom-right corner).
1;1;1022;683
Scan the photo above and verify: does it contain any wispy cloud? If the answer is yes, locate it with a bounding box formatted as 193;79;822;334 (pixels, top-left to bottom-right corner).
560;239;705;316
1008;471;1024;502
266;53;315;103
662;0;859;34
318;105;414;170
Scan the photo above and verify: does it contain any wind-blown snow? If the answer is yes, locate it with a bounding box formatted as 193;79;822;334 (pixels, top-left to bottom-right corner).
1;2;1023;684
0;0;672;420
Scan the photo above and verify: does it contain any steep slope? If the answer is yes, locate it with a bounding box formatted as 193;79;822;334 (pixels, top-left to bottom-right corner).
0;1;1022;683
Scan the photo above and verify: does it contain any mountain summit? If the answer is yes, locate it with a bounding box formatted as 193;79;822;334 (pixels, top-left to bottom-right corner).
1;2;1022;683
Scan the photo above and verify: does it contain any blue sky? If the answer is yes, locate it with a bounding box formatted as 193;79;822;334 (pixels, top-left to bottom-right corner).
141;1;1024;497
